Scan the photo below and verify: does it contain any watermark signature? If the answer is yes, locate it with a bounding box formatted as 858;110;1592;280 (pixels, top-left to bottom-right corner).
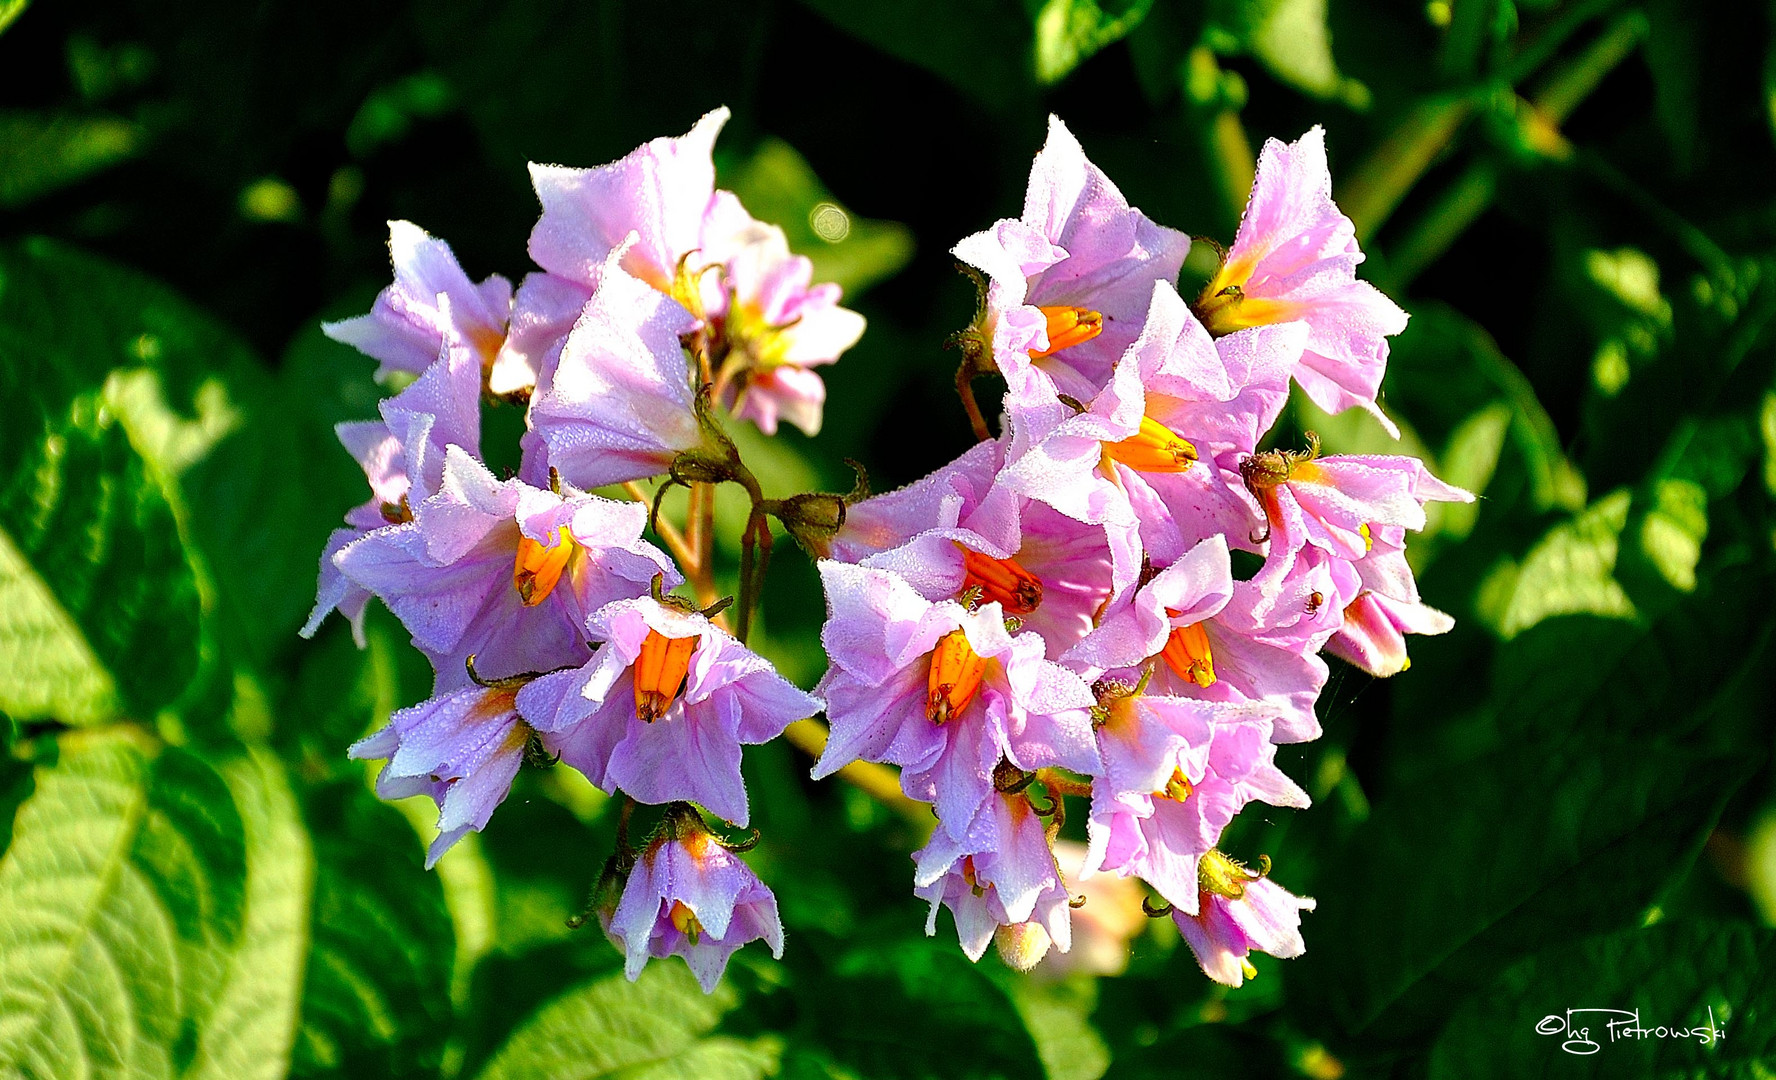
1535;1007;1727;1055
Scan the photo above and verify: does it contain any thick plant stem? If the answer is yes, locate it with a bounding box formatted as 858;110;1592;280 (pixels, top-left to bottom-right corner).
782;718;932;826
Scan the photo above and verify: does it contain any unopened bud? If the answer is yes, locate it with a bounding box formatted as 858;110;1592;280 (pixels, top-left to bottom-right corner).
994;921;1055;972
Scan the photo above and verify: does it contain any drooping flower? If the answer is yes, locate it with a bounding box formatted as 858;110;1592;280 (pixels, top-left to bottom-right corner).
605;802;785;993
913;789;1073;965
303;330;484;644
525;249;713;490
514;594;822;825
1193;127;1408;435
953;115;1191;407
1173;849;1315;987
813;561;1098;842
324;220;512;382
333;445;678;681
999;280;1308;566
1324;590;1454;676
349;681;532;867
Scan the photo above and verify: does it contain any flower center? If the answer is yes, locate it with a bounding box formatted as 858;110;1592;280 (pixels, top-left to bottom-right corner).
513;526;579;607
1029;305;1103;358
634;629;698;722
1193;255;1298;337
1160;621;1216;688
957;545;1043;615
668;900;704;944
927;629;989;725
961;855;985;897
466;322;509;371
1157;767;1194;803
1198;848;1270;900
1103;415;1198;473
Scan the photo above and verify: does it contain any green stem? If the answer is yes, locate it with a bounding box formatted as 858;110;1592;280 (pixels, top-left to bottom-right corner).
1338;94;1480;242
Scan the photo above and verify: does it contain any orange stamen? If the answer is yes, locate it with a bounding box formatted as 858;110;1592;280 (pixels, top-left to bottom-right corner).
927;629;989;725
513;526;577;606
1160;622;1216;688
634;629;698;722
1029;306;1104;358
958;545;1044;614
1158;767;1194;803
1104;415;1198;473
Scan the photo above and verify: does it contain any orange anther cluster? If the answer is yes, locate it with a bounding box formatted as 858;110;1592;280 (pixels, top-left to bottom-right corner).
1104;415;1198;473
513;525;577;606
1029;305;1104;358
1160;622;1216;688
634;629;698;722
927;629;989;725
959;546;1044;615
1159;767;1194;803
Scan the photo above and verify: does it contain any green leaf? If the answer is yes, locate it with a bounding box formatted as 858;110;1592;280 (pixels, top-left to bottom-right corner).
1032;0;1153;84
0;731;248;1078
185;751;313;1080
1207;0;1365;104
1003;975;1111;1080
722;138;915;300
292;780;455;1079
0;110;141;209
0;0;27;37
475;964;776;1080
1427;920;1773;1078
1475;489;1637;640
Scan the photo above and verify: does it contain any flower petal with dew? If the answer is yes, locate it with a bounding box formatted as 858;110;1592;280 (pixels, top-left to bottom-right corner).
516;595;821;826
489;271;593;398
913;790;1073;965
350;682;531;867
1324;591;1455;677
814;561;1097;843
954;115;1191;407
334;445;678;682
324;220;512;381
1195;127;1407;435
605;803;784;993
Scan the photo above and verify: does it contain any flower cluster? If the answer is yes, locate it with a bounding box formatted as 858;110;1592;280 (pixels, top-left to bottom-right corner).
306;106;1467;992
812;118;1469;982
305;108;854;990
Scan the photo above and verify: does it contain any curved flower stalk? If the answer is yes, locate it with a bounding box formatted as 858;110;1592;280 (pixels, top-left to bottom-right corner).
324;220;513;383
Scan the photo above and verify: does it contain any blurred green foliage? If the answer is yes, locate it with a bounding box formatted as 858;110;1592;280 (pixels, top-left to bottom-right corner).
2;0;1775;1077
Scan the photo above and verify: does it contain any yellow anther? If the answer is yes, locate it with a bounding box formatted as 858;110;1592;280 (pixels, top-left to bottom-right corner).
1160;622;1216;688
1029;305;1104;358
958;545;1043;615
513;526;577;606
634;629;698;722
1104;415;1198;473
927;629;989;725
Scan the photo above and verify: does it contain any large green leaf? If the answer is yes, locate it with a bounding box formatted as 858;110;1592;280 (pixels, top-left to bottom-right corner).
475;964;777;1080
1428;920;1773;1078
0;732;248;1078
0;111;141;210
185;751;313;1080
292;780;455;1079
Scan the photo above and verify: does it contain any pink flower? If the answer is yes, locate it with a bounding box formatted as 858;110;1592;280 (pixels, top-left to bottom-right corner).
1173;850;1315;987
813;561;1097;842
333;446;677;681
514;595;822;826
953;116;1191;407
303;331;483;645
1195;127;1408;435
324;221;511;382
605;804;785;993
1242;442;1474;565
490;271;592;398
1324;590;1454;677
913;791;1072;965
526;250;706;490
823;438;1017;564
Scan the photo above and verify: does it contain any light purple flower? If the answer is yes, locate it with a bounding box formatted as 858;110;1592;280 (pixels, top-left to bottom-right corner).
1245;447;1474;565
1083;714;1308;911
605;804;785;993
350;682;530;867
913;791;1072;964
528;107;730;296
1173;851;1315;987
303;331;484;644
999;281;1307;567
953;115;1190;406
1324;591;1454;677
333;445;677;682
489;271;592;398
813;561;1098;842
324;221;512;382
515;595;821;826
1066;536;1330;744
701;192;866;436
526;250;708;490
823;438;1015;564
1195;127;1408;435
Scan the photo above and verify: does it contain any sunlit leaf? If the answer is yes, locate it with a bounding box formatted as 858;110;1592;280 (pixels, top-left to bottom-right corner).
1476;489;1636;639
1033;0;1153;84
0;110;140;209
